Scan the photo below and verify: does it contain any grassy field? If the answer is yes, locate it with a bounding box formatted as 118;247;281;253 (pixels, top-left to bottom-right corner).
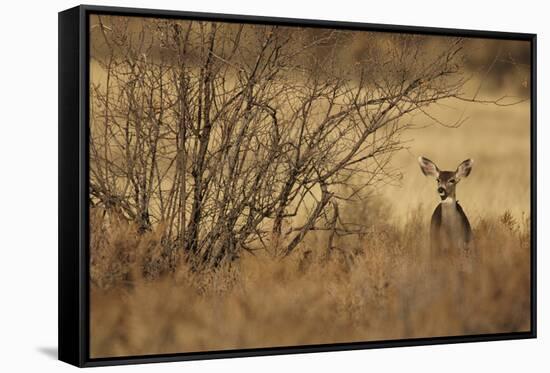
90;204;530;357
90;96;531;357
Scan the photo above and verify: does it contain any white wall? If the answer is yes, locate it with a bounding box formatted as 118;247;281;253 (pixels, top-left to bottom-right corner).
0;0;546;371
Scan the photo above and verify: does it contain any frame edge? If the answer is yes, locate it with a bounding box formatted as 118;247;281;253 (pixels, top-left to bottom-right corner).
78;3;536;40
58;5;85;368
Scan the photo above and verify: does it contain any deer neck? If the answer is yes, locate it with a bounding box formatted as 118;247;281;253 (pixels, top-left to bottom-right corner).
440;196;456;206
440;196;461;232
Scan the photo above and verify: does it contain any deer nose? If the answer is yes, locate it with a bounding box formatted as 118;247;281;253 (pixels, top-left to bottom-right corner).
437;187;446;194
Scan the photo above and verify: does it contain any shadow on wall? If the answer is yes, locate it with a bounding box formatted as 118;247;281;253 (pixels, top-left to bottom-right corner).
36;346;57;360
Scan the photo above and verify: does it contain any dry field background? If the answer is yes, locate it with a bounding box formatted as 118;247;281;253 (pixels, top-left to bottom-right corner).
382;99;530;224
90;197;530;357
88;16;532;358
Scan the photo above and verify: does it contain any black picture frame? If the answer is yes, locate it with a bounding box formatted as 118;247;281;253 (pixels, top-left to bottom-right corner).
59;4;537;367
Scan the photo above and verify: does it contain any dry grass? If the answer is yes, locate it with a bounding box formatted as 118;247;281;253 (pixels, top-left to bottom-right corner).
90;203;530;358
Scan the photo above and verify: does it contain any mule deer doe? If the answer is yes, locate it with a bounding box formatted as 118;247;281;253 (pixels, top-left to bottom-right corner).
418;156;474;253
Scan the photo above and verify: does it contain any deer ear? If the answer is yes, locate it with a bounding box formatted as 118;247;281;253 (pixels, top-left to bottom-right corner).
418;156;439;178
456;159;474;179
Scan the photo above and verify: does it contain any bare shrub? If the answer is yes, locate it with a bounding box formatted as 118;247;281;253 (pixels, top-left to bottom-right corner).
90;15;475;267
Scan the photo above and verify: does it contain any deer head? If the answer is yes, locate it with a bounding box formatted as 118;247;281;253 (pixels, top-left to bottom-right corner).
418;156;474;201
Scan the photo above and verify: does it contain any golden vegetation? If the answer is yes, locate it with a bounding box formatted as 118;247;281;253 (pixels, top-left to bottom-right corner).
90;200;530;357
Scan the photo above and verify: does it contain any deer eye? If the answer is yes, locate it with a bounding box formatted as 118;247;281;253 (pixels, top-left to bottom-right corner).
436;178;440;182
449;179;456;184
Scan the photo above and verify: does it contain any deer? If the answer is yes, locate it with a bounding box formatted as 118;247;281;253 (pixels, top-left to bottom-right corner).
418;156;474;254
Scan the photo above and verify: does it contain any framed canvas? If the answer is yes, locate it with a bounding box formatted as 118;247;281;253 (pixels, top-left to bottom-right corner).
58;5;537;367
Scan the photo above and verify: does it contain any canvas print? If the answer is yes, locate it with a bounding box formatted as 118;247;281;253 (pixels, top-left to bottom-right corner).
88;14;532;357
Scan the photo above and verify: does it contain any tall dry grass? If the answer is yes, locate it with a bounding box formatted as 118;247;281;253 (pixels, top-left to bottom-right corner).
90;202;530;358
